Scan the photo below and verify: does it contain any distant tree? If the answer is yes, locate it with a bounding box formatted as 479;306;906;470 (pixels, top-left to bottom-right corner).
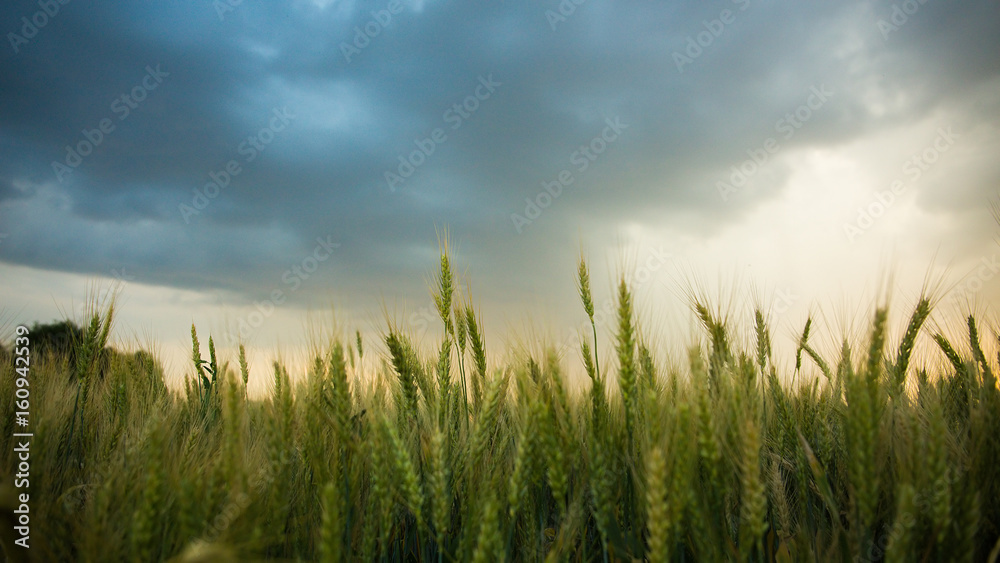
8;321;166;393
29;320;85;363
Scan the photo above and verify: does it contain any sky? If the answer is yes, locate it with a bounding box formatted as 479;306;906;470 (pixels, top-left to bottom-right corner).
1;0;999;387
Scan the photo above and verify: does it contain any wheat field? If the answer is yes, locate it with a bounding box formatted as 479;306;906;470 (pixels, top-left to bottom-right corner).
1;248;999;562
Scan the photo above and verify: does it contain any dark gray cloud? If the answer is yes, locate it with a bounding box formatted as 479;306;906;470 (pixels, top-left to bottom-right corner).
1;0;999;314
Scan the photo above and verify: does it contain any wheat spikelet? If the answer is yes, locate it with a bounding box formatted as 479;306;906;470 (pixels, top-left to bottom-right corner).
380;413;424;523
582;338;608;433
695;301;731;388
846;342;878;538
836;337;853;394
766;456;793;540
222;370;246;492
454;301;468;353
893;297;930;390
866;307;888;380
318;481;343;563
541;392;569;514
738;414;768;559
238;344;249;394
578;256;601;378
802;343;833;381
545;350;571;432
577;256;595;322
507;422;533;519
329;341;352;448
933;332;966;375
968;315;997;388
927;406;952;546
884;483;916;563
465;306;487;410
792;316;811;377
645;444;669;563
131;417;164;561
434;246;455;338
616;278;637;445
695;370;721;491
589;423;617;557
385;330;421;423
363;434;390;559
208;335;218;386
469;369;508;468
470;490;502;563
754;309;771;377
430;429;451;549
435;338;453;426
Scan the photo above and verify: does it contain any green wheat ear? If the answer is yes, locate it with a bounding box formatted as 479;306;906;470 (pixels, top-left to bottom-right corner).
435;248;455;337
238;344;249;392
318;481;344;563
865;307;888;380
968;315;996;385
738;415;767;559
645;444;669;563
190;323;202;378
616;277;637;446
465;305;487;411
578;255;600;378
470;489;502;563
798;319;831;381
933;332;965;374
430;428;451;548
386;330;421;422
892;296;930;394
794;316;811;373
577;257;595;322
754;308;770;377
380;413;424;523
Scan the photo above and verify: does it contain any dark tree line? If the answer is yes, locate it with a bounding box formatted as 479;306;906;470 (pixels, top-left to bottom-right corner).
2;320;166;393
